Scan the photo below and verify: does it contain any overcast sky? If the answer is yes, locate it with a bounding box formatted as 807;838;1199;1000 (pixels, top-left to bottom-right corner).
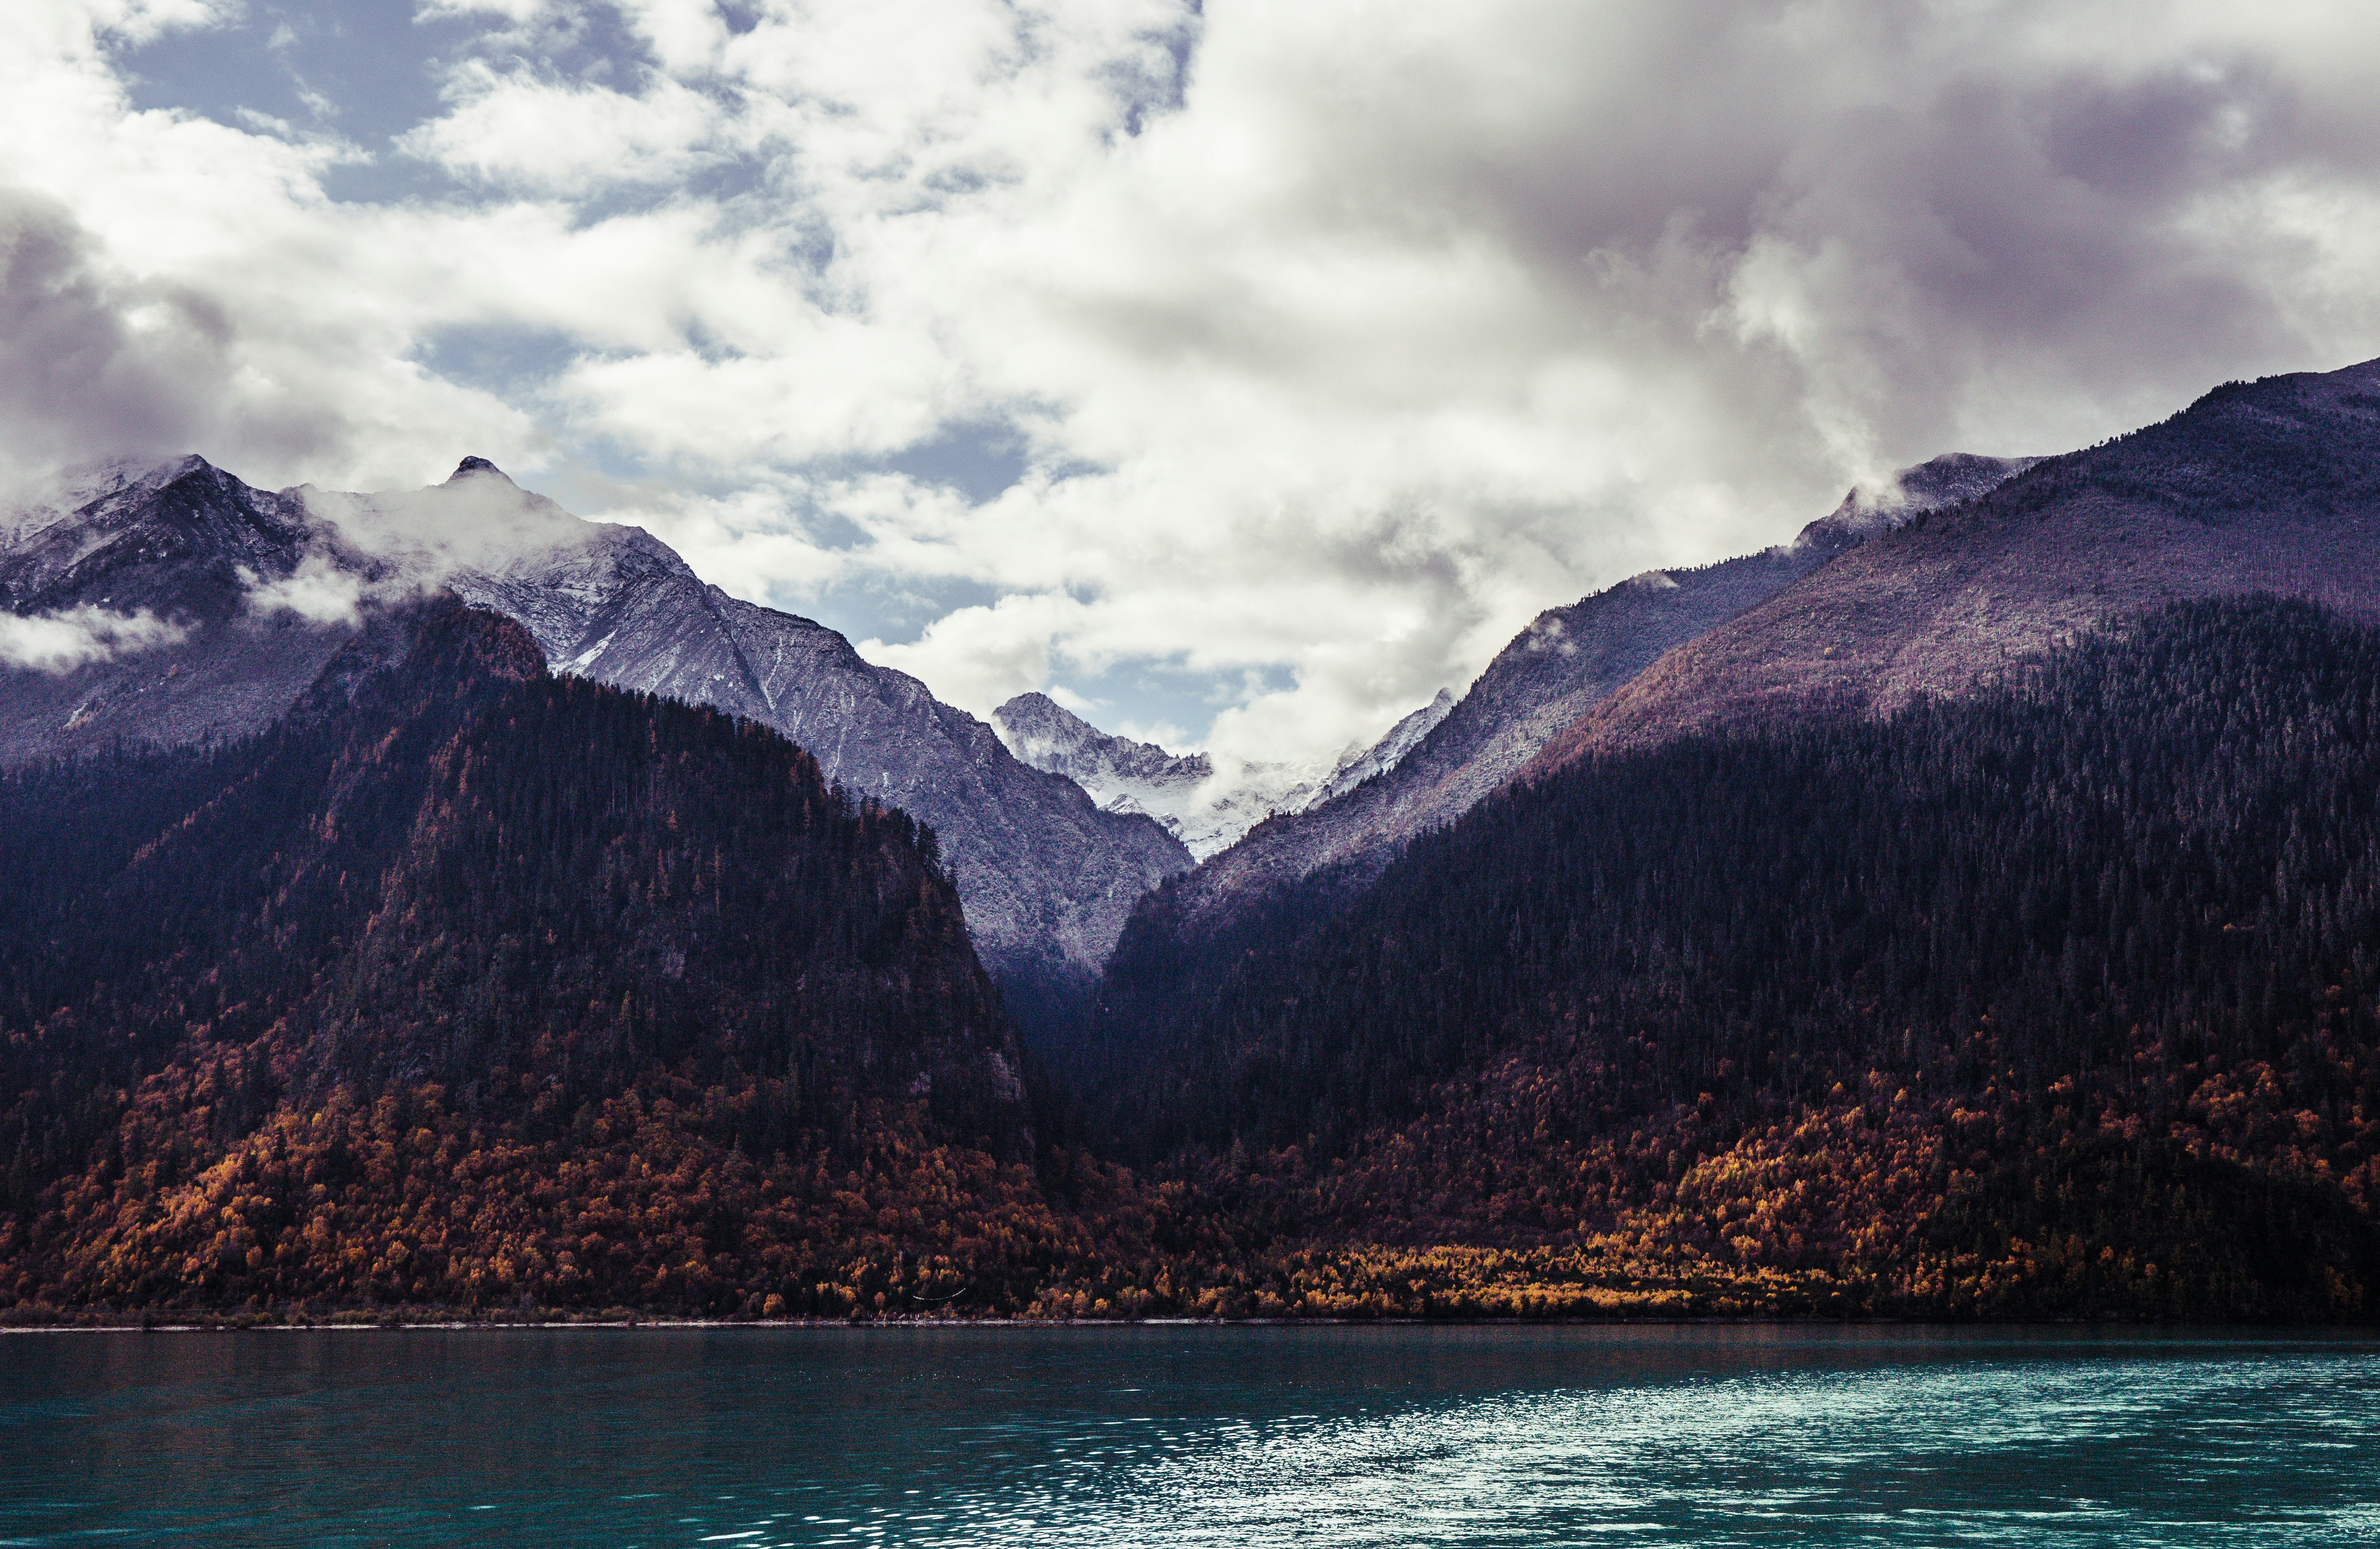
6;0;2380;762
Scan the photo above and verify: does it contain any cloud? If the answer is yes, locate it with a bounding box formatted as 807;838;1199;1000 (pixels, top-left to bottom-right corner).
0;186;246;488
0;602;187;671
9;0;2380;765
0;5;545;492
0;164;536;494
298;464;594;581
552;0;2380;754
240;552;374;626
861;590;1084;714
399;64;723;193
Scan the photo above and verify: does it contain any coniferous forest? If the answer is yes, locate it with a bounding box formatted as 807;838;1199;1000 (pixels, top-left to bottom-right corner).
1072;596;2380;1320
4;596;2380;1322
0;604;1190;1319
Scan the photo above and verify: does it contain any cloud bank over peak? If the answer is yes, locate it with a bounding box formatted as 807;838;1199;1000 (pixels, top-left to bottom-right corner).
6;0;2380;762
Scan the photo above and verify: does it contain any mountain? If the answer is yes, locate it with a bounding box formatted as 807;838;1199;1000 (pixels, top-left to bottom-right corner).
12;358;2380;1325
992;688;1456;859
0;455;357;762
1533;361;2380;770
1141;452;2036;934
1081;598;2380;1320
0;455;1192;1002
1306;689;1458;805
1068;361;2380;1321
993;692;1236;856
0;600;1096;1313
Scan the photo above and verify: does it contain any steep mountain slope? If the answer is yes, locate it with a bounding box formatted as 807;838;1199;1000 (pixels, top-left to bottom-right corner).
994;692;1242;856
1535;360;2380;769
0;456;1191;996
0;456;359;762
992;687;1456;859
1148;453;2035;931
1310;689;1456;804
1083;600;2380;1320
0;600;1101;1314
397;463;1191;993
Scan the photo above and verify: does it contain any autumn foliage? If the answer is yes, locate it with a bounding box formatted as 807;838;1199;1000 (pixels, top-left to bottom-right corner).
5;597;2380;1323
1079;599;2380;1321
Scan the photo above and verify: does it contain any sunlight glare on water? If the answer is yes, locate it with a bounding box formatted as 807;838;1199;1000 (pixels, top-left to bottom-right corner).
1;1326;2374;1547
893;1353;2380;1547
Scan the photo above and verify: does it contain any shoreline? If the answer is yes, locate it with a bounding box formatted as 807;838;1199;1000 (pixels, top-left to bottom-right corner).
9;1315;2376;1334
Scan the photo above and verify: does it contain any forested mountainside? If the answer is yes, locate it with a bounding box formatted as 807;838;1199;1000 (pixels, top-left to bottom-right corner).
417;462;1191;999
1541;359;2380;767
0;456;1190;1011
1155;453;2036;943
0;601;1166;1316
1077;600;2380;1320
10;362;2380;1327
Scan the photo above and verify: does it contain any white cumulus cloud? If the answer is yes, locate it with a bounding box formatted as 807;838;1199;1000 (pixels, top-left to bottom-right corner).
4;0;2380;763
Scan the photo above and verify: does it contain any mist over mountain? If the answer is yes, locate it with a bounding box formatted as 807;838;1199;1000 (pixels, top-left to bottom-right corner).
0;455;1191;1009
1145;452;2038;945
1536;362;2380;769
0;455;356;755
993;688;1456;860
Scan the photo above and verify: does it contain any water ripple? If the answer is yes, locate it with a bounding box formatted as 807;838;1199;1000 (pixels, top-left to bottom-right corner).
1;1328;2374;1547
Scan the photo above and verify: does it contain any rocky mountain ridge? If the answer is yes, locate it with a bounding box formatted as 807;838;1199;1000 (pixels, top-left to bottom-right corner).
0;455;360;761
992;686;1456;859
1152;452;2038;931
0;455;1191;1001
1530;359;2380;773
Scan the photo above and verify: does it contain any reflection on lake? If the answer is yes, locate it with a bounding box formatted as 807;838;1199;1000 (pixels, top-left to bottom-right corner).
3;1324;2375;1546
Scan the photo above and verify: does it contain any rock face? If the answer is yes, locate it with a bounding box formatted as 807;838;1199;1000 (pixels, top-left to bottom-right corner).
994;692;1227;853
0;456;1191;995
0;456;363;764
1160;452;2036;926
1531;360;2380;773
1307;689;1456;808
993;689;1456;860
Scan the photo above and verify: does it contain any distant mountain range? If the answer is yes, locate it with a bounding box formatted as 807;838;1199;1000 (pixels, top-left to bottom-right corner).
1132;451;2041;941
992;687;1456;858
0;455;1190;1008
8;357;2380;1323
1533;362;2380;768
0;438;2051;1003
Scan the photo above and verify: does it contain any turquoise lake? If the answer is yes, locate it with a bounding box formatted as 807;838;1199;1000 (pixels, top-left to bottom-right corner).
2;1325;2375;1545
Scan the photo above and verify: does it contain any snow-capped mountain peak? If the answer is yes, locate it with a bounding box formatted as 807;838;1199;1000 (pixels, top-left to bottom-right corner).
993;688;1456;860
0;454;1191;996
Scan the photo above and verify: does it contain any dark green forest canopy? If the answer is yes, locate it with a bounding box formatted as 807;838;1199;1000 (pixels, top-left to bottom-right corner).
5;596;2379;1322
1072;599;2380;1316
1093;597;2380;1158
0;604;1105;1316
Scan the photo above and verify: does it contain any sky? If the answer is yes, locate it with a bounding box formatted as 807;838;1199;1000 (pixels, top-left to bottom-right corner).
5;0;2380;764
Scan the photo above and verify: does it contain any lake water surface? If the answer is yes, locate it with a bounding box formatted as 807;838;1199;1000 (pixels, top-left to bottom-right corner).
2;1324;2375;1546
